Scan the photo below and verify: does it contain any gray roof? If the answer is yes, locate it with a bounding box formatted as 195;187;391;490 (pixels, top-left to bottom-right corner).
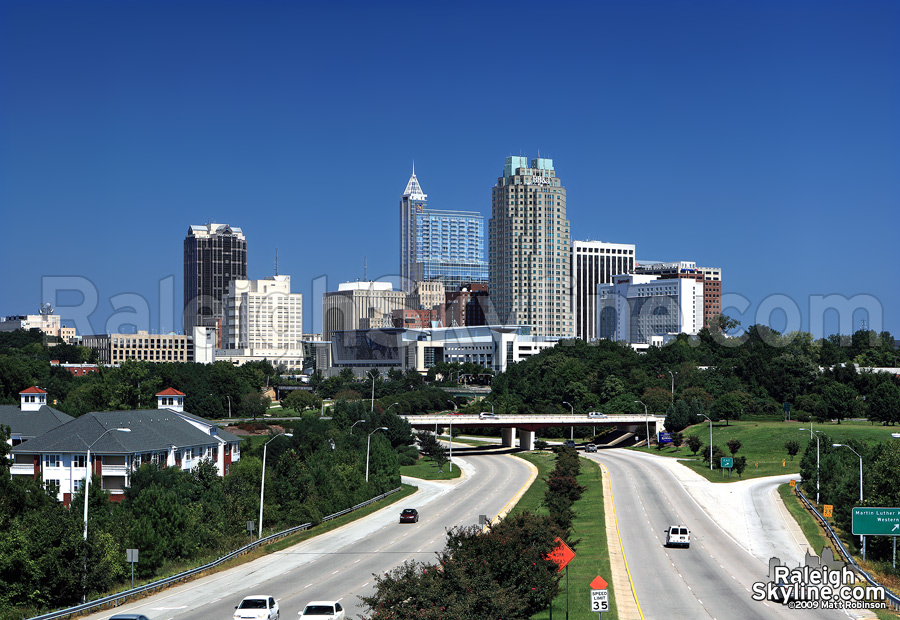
11;409;241;455
0;405;74;440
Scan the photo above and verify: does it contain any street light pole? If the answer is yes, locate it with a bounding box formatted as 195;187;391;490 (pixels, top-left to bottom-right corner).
635;400;650;446
386;402;400;414
562;401;573;415
366;427;388;482
799;428;823;504
834;443;865;558
697;413;712;470
226;395;231;418
350;419;366;435
83;426;130;602
370;373;376;412
259;432;293;539
667;370;676;400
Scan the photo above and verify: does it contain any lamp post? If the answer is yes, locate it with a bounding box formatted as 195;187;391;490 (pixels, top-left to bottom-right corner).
226;395;232;418
697;413;713;470
562;401;573;415
350;419;366;435
635;400;651;446
259;432;293;539
799;428;823;504
366;427;388;482
386;402;400;414
370;372;377;412
833;443;865;558
83;426;130;602
668;371;676;399
447;400;457;412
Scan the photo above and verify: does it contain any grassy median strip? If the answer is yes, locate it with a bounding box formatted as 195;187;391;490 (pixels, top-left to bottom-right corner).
511;451;615;620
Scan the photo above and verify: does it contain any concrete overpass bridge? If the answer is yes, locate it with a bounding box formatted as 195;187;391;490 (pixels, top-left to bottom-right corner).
401;414;665;450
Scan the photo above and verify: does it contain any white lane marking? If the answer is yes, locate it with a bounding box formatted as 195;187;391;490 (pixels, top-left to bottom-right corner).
331;570;339;575
304;584;312;588
354;559;361;563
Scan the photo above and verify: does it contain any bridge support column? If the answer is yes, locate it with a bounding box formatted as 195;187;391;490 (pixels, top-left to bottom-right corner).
519;429;535;451
500;427;516;448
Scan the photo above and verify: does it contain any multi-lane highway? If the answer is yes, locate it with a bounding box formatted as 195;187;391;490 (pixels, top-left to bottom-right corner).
591;449;870;619
80;452;534;620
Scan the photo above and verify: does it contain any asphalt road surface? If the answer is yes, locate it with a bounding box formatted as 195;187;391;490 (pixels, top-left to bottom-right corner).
80;451;532;620
592;449;870;619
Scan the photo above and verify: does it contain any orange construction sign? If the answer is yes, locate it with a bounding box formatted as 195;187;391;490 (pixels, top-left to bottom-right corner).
546;537;576;572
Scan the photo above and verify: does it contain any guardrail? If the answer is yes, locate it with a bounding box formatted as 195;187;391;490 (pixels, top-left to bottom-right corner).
27;487;402;620
795;485;900;611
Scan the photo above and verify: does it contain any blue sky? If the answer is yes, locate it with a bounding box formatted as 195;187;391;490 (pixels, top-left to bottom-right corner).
1;0;898;340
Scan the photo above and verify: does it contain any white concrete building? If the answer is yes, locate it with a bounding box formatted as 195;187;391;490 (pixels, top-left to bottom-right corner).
598;274;704;346
571;240;636;342
322;281;408;342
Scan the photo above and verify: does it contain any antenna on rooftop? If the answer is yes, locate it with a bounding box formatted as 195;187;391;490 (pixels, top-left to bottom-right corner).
364;256;368;281
274;248;279;276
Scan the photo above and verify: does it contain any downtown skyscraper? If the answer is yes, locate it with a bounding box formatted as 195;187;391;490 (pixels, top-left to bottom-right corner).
489;157;573;338
399;166;488;294
183;223;247;337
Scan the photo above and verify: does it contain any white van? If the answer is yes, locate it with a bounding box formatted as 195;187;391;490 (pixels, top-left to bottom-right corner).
665;525;691;548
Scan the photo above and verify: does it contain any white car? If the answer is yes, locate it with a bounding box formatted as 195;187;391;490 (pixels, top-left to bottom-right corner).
479;412;498;419
235;595;279;620
298;601;346;620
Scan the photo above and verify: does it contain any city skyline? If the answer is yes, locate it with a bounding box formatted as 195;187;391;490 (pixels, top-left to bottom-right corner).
1;1;897;340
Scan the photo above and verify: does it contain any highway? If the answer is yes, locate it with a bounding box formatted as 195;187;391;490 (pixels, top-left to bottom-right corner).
79;452;533;620
591;449;865;619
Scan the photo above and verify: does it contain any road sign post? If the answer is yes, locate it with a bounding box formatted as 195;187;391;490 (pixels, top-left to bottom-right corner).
126;548;138;589
589;576;609;617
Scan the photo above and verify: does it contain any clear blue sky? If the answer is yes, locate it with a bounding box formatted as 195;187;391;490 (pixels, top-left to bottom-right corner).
1;0;898;340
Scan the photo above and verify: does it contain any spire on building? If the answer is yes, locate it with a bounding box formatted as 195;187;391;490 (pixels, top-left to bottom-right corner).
402;165;427;200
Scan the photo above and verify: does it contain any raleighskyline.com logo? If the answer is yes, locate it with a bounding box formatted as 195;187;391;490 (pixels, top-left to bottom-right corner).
751;548;887;610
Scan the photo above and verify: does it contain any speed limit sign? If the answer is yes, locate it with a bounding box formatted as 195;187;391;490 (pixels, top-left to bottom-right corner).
590;589;609;612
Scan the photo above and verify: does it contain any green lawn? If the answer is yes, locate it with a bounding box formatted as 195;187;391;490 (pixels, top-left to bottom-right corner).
511;452;616;620
631;419;896;482
400;456;463;480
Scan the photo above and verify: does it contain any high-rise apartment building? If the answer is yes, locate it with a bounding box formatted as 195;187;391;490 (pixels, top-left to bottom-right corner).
183;224;247;337
634;261;722;326
399;167;488;293
571;240;636;341
222;276;303;351
489;156;573;339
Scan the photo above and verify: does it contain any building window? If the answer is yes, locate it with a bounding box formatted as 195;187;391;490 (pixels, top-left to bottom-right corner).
45;454;60;468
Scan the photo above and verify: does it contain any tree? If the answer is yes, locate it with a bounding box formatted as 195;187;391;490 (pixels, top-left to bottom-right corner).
726;438;742;456
686;434;703;456
712;392;743;426
822;381;856;424
534;439;549;451
734;456;748;478
282;389;322;413
868;382;900;425
640;386;671;413
432;444;448;472
785;440;801;461
671;432;683;449
240;391;269;420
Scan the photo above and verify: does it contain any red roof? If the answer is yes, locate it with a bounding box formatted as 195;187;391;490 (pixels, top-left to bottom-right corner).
20;386;47;394
156;387;185;396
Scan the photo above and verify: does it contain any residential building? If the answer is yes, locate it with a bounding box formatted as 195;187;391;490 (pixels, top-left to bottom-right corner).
571;240;636;341
183;223;247;338
598;274;704;346
408;280;446;311
489;156;573;339
50;361;100;376
391;307;445;329
322;281;407;342
9;388;242;506
634;261;722;326
222;275;303;351
399;167;488;293
0;387;73;446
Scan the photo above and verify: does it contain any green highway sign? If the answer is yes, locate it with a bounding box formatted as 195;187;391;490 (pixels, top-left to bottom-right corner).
852;507;900;536
720;457;733;469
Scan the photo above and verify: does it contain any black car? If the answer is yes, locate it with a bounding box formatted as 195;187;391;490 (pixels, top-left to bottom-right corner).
400;508;419;523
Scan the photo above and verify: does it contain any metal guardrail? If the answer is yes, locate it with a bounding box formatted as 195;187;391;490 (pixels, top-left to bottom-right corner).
795;485;900;611
27;487;402;620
